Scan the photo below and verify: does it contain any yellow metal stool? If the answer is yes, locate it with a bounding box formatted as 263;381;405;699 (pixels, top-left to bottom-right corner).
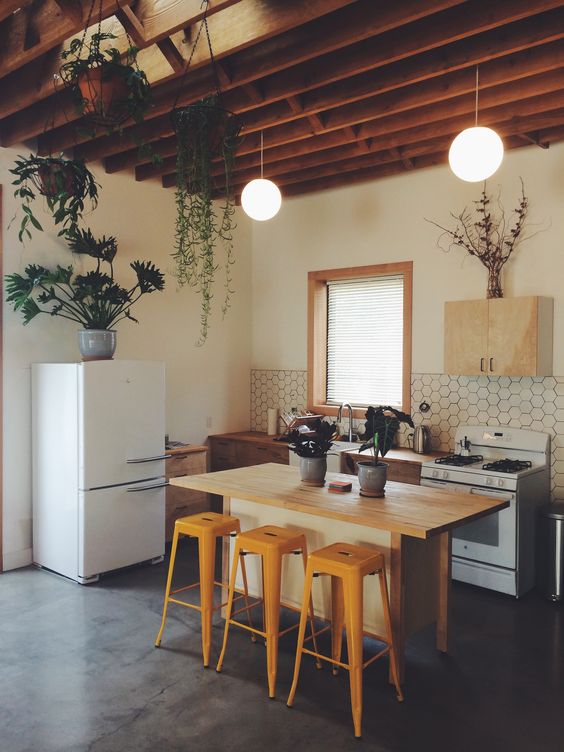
216;525;320;698
287;542;403;738
155;511;254;667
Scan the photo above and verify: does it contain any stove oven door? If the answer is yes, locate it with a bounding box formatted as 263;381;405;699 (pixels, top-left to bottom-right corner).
422;479;517;569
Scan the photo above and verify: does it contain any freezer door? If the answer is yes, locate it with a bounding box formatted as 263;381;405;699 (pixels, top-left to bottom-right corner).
79;360;166;489
78;479;165;579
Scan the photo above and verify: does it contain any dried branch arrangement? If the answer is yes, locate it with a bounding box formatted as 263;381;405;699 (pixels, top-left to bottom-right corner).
427;180;529;298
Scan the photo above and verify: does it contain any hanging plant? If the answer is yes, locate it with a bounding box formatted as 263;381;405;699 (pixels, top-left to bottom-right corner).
172;95;241;345
60;31;151;128
10;154;99;241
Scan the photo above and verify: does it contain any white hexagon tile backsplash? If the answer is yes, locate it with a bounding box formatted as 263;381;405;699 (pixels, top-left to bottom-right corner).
250;369;564;500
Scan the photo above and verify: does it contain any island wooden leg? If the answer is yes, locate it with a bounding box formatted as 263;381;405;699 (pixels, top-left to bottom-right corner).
437;531;452;654
389;532;406;683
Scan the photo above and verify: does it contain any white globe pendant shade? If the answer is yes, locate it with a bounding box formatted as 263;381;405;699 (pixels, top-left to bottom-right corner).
241;178;282;221
448;126;504;182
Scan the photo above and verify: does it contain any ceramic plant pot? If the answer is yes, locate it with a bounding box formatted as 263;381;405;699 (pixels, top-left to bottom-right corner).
78;68;129;124
299;456;327;487
78;329;116;361
357;461;388;498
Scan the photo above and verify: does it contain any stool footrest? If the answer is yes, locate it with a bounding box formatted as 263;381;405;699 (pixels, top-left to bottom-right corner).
362;645;390;670
230;599;264;619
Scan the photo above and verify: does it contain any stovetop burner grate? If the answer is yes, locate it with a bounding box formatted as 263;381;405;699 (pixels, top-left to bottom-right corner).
435;454;484;467
482;458;533;474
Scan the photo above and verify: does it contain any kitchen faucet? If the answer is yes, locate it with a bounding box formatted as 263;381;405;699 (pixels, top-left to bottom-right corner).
337;402;354;441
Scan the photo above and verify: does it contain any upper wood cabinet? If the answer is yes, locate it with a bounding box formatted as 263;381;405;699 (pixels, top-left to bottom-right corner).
444;296;553;376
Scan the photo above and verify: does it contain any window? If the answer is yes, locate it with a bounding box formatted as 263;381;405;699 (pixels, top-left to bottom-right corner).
308;262;412;418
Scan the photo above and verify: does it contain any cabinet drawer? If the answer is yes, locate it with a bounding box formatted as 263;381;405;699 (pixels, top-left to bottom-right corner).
165;485;209;541
209;439;236;461
166;451;206;479
236;442;289;466
387;461;420;485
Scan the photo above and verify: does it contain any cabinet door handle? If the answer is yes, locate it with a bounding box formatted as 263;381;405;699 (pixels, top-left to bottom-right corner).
489;357;494;372
480;357;485;372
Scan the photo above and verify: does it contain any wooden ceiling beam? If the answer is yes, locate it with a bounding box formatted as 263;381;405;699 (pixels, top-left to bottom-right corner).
0;0;129;79
156;37;185;72
0;2;33;25
0;0;356;143
258;2;564;108
115;5;146;48
52;0;83;25
515;131;550;148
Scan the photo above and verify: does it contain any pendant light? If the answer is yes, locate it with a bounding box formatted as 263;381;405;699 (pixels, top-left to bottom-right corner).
241;131;282;221
448;67;504;182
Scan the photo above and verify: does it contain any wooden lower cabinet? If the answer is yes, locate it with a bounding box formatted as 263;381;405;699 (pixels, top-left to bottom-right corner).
344;452;421;485
209;433;289;472
165;446;208;541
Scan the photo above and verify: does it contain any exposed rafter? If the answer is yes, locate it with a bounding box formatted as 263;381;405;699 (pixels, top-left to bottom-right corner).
1;0;564;198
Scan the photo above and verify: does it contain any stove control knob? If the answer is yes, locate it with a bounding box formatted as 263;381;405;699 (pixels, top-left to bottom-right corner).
486;477;493;486
442;471;448;480
497;478;504;488
432;470;439;479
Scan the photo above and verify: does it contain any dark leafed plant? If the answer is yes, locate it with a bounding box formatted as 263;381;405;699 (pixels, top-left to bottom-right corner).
359;406;414;465
427;180;529;299
172;95;241;345
59;31;151;127
288;419;338;458
10;154;99;241
5;227;165;329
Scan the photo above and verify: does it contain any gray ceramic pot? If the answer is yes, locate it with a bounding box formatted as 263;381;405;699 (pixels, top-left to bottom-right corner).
357;461;388;497
299;456;327;487
78;329;116;361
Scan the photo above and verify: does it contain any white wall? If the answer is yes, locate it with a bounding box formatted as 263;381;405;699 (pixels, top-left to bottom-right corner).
1;146;253;570
250;141;564;374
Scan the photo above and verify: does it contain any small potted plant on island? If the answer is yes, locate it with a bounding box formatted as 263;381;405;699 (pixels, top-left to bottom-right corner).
5;227;165;361
288;419;338;487
357;406;414;497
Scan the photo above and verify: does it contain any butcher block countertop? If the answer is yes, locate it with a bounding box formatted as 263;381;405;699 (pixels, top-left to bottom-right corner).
170;462;508;540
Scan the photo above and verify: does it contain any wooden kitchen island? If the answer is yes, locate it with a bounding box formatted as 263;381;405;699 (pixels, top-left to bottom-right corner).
170;463;509;679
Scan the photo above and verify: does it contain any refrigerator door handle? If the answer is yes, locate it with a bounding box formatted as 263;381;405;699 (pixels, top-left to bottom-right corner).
126;454;172;463
127;482;169;492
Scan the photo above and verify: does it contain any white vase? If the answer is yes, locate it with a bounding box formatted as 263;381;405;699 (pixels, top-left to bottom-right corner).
357;461;388;498
299;456;327;487
78;329;116;361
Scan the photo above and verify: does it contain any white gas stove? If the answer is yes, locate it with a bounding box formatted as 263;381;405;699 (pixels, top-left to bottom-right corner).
421;425;550;597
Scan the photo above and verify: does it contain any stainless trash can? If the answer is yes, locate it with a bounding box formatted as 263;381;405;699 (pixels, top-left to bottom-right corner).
537;501;564;602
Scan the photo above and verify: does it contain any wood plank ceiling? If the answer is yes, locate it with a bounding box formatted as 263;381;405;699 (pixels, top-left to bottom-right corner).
1;0;564;199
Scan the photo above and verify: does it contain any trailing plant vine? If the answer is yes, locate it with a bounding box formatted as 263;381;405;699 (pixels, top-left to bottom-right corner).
172;96;241;344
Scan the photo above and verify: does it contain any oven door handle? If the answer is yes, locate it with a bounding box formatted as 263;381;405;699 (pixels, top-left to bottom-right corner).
469;487;515;500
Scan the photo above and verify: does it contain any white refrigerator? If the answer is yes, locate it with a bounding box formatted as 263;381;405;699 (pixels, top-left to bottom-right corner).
32;360;166;584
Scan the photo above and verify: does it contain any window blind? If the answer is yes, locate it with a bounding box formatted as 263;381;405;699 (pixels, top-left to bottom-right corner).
326;274;404;407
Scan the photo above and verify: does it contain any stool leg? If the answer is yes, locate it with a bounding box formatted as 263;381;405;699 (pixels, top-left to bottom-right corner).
238;549;257;642
287;559;315;707
199;529;217;667
263;550;282;698
154;526;181;647
331;575;345;676
216;539;241;674
301;548;321;669
344;573;364;739
378;569;404;702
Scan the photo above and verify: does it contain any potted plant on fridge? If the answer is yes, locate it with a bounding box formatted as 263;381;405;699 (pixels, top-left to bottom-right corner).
59;32;151;128
5;227;165;360
288;419;338;487
357;406;414;497
10;153;99;241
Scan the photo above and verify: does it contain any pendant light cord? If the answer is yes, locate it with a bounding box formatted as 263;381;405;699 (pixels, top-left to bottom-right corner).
260;130;264;179
475;66;479;127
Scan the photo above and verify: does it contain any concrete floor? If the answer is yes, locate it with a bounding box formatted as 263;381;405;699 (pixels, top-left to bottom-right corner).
0;541;563;752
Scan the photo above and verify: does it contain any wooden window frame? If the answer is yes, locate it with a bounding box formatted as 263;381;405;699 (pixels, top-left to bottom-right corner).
307;261;413;420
